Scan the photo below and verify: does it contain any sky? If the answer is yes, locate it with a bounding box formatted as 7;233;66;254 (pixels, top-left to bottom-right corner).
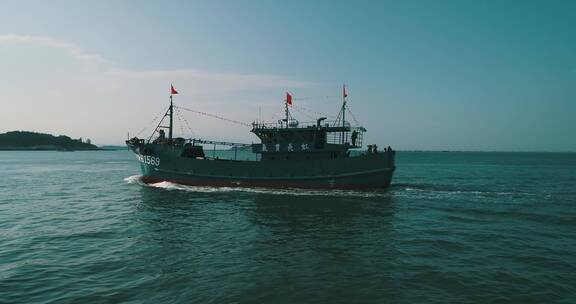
0;0;574;151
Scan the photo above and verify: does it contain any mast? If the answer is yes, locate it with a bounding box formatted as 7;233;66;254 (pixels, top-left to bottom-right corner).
169;95;174;140
146;85;178;143
341;84;347;144
285;92;292;128
285;100;289;128
168;84;178;140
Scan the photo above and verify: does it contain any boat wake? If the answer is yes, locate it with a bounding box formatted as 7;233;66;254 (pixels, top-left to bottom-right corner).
391;183;538;198
124;176;541;199
124;175;390;198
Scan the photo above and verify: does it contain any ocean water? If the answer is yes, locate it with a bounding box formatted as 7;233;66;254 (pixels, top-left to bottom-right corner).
0;150;575;303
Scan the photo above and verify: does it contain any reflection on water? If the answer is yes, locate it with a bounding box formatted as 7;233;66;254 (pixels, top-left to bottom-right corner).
249;192;396;237
130;182;402;302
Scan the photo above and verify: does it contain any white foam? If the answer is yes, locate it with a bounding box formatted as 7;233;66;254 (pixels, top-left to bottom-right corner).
125;177;389;198
401;185;537;198
124;175;145;185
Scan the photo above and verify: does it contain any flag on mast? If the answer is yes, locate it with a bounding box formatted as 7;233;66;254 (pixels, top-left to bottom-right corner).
343;84;348;98
171;84;179;95
286;92;293;105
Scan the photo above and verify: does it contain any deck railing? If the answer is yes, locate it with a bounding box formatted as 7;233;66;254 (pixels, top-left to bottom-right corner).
251;120;341;129
326;130;363;148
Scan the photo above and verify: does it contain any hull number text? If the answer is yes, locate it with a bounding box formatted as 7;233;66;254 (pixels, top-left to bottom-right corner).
137;154;160;166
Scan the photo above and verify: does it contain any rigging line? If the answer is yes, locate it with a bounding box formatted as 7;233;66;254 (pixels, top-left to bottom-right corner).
173;108;212;140
346;108;360;126
269;109;287;123
175;106;195;137
293;95;340;102
147;105;174;142
291;105;316;121
135;105;169;137
175;105;252;127
175;108;186;137
291;104;336;119
332;108;343;127
291;97;315;101
179;107;196;136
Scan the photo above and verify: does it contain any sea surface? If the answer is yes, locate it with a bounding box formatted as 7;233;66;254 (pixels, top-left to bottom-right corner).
0;151;575;303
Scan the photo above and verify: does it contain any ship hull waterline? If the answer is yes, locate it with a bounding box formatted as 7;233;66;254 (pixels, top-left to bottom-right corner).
139;168;395;189
128;143;395;190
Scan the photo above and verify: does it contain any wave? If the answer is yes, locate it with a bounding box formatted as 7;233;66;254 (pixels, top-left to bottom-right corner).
123;175;147;186
392;183;538;198
123;175;389;198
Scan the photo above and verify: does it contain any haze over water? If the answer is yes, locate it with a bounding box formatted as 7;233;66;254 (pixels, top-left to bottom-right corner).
1;150;575;303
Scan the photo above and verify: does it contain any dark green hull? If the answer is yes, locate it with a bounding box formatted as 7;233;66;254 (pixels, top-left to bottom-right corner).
127;142;395;189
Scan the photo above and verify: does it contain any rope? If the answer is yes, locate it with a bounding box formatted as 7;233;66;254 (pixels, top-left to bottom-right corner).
175;105;252;127
291;104;336;119
134;105;169;137
294;95;340;103
175;109;186;137
347;108;360;126
268;109;285;123
291;105;316;121
175;106;196;137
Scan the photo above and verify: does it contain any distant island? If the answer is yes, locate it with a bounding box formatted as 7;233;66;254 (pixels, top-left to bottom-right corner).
0;131;100;151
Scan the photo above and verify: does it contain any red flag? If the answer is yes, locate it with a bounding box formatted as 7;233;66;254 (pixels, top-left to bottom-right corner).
343;85;348;98
171;85;179;95
286;92;292;105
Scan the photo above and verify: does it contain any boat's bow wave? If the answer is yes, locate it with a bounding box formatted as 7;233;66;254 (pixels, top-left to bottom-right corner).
124;175;146;185
124;175;389;198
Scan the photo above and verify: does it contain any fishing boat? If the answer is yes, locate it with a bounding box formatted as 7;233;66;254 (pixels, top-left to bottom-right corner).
126;85;395;189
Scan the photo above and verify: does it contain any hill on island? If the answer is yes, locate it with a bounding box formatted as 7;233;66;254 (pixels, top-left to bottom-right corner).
0;131;99;150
